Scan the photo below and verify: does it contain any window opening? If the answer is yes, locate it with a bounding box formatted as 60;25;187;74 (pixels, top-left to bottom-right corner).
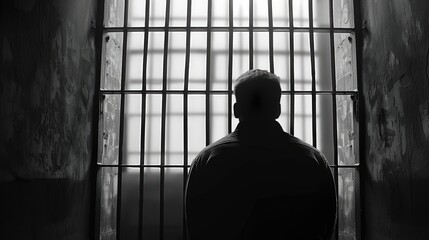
96;0;360;239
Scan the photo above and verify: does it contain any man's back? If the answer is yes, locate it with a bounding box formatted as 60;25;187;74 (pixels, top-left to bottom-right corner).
185;121;336;240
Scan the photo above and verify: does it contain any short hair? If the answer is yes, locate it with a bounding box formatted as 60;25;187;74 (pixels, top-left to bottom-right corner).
234;69;281;119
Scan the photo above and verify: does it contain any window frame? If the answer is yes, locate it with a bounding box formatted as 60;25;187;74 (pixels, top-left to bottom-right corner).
93;0;364;239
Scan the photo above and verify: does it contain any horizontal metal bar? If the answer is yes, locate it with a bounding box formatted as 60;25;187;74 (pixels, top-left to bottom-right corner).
330;164;360;168
120;111;313;118
103;26;356;33
100;89;358;95
97;164;191;168
96;164;360;168
126;49;320;57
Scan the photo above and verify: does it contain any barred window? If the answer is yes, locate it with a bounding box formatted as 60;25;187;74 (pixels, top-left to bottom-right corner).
96;0;360;239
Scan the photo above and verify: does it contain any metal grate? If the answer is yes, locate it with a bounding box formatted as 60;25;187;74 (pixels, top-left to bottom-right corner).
95;0;361;239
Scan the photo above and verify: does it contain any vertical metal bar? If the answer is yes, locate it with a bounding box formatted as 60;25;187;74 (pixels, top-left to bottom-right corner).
139;0;151;239
160;0;171;239
268;0;274;73
353;0;364;239
228;0;233;134
249;0;254;69
116;0;129;238
183;0;192;239
93;0;106;238
329;0;339;239
206;0;212;145
309;0;317;148
289;0;295;135
94;167;102;240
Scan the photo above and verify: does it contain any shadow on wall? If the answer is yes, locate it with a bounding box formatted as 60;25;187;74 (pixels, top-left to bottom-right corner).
361;0;429;239
0;0;97;239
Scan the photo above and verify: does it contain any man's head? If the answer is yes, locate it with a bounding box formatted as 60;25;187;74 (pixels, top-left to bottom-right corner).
234;69;281;122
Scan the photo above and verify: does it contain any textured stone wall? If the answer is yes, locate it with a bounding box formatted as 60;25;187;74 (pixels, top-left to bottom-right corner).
360;0;429;239
0;1;97;239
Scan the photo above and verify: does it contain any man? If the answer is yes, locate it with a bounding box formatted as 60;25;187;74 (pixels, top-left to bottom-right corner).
185;69;336;240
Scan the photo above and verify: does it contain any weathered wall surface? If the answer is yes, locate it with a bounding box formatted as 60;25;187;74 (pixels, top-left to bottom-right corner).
0;0;97;239
360;0;429;239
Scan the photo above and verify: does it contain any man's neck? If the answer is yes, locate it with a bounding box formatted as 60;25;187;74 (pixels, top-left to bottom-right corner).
237;119;282;135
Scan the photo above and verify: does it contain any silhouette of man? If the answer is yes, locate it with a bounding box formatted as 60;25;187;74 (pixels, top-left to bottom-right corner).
185;69;336;240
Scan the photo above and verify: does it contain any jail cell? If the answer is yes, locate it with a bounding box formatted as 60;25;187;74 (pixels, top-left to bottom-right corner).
96;0;360;239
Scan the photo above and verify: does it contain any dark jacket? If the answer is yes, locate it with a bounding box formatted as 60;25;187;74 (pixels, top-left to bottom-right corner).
185;121;336;240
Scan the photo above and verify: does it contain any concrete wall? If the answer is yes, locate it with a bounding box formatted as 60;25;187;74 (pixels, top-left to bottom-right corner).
0;0;97;239
360;0;429;239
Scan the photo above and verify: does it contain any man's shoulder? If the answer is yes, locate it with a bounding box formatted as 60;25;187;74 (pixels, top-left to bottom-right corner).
278;133;329;168
192;129;329;170
193;132;240;164
286;134;322;155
